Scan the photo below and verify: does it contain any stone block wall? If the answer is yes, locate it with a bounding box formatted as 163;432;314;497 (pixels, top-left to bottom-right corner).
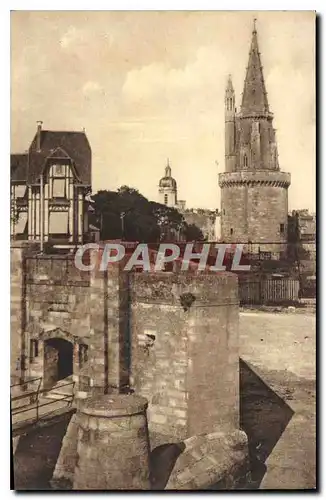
11;242;26;382
24;254;90;386
129;272;239;446
219;171;290;253
25;254;90;339
12;243;248;490
11;245;241;447
11;242;38;382
11;245;130;393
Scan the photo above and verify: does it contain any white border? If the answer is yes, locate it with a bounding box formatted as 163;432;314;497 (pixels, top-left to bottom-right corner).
2;2;322;498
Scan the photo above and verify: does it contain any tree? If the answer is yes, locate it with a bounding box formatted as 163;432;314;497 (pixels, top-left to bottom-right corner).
91;188;164;242
183;223;204;242
91;186;204;243
150;201;184;241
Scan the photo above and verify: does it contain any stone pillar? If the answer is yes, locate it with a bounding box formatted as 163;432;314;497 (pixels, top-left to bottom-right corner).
88;249;129;395
73;394;150;490
10;241;37;383
129;272;240;447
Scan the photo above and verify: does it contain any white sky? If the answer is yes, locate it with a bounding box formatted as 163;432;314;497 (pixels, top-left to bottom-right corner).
11;10;315;211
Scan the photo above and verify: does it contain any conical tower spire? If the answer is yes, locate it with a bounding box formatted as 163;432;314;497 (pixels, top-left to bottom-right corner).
225;74;235;113
241;19;269;115
226;74;234;93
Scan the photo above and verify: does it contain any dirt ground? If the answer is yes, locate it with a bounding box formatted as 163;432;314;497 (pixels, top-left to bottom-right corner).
239;310;315;380
239;311;316;490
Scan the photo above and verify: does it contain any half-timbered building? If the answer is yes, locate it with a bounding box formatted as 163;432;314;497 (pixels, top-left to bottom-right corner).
11;122;92;246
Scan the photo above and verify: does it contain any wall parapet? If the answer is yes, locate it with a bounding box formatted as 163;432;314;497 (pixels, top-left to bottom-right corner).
129;272;238;306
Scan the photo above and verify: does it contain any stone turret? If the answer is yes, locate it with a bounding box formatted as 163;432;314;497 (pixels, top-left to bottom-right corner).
219;20;291;254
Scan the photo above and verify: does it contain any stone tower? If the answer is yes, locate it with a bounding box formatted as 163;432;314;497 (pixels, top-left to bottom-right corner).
219;21;291;254
158;159;177;207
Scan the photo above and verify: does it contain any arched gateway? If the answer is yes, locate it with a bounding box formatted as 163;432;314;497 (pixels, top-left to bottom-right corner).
43;338;73;389
28;327;88;390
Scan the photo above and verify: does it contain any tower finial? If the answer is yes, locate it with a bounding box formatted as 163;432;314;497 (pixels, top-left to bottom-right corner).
165;158;172;177
226;74;234;92
253;18;257;33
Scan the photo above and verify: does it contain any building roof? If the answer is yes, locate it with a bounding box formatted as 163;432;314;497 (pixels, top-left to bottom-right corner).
27;130;91;185
11;127;91;186
11;154;28;182
240;21;270;115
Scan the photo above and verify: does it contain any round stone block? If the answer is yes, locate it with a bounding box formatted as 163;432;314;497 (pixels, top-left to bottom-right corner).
73;394;150;490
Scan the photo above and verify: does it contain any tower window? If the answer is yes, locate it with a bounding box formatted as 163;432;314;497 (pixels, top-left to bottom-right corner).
164;194;168;205
280;223;285;234
223;209;225;215
244;154;248;167
230;228;233;235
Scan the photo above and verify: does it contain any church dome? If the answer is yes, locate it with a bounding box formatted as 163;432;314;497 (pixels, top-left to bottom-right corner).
159;176;177;189
159;161;177;189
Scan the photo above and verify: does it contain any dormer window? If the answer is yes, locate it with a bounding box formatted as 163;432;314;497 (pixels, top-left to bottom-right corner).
49;164;69;199
54;164;64;176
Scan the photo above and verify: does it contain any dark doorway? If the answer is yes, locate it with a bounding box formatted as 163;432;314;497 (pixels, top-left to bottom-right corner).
43;338;73;389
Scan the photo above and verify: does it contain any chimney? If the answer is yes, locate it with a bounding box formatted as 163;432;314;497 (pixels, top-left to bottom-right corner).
36;121;43;152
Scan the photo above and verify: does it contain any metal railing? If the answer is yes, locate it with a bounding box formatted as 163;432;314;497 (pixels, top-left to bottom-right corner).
11;377;75;429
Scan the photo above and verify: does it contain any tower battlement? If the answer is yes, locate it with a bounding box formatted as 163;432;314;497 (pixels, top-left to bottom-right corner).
219;171;291;189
